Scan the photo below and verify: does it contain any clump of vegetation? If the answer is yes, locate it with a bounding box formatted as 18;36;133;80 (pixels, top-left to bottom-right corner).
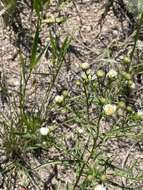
0;0;143;189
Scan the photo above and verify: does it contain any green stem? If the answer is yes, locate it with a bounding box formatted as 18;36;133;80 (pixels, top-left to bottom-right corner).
130;12;143;62
83;82;90;122
73;115;102;189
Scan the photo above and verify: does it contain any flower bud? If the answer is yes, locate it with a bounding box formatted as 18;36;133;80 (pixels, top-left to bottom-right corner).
96;70;105;78
99;97;106;104
80;62;90;70
126;106;133;113
107;69;117;79
128;81;135;89
100;175;107;182
87;175;94;181
62;90;69;97
123;57;131;65
118;101;126;109
81;72;92;82
55;95;64;104
137;110;143;120
76;80;81;86
122;72;132;80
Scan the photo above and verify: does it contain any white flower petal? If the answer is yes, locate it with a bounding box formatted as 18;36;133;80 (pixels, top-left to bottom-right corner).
137;110;143;119
39;127;49;136
55;95;64;104
107;69;117;78
94;184;107;190
103;104;117;116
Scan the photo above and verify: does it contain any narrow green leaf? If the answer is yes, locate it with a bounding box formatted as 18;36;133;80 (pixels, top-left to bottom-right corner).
29;20;40;70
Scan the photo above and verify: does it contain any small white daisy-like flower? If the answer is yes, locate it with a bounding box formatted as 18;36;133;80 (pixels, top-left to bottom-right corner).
137;110;143;119
55;95;64;104
80;62;90;70
103;104;117;116
94;184;107;190
107;69;117;78
39;127;49;136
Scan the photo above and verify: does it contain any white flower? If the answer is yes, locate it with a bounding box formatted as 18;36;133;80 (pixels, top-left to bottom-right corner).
94;184;107;190
130;82;136;89
103;104;117;116
39;127;49;136
42;141;47;145
107;69;117;78
77;128;84;134
55;95;64;104
80;62;90;70
137;110;143;119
